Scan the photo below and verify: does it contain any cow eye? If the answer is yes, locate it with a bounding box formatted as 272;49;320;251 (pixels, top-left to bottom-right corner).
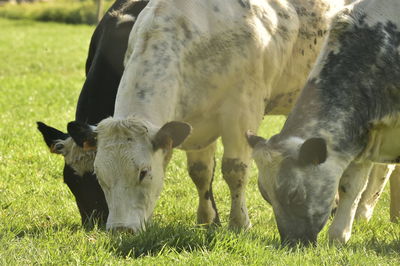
55;143;64;151
139;169;148;181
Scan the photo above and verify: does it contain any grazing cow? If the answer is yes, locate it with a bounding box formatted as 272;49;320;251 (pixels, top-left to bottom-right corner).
68;0;347;232
247;0;400;246
37;0;148;226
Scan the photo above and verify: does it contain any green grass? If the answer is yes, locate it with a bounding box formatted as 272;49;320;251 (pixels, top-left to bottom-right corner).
0;0;113;25
0;18;399;264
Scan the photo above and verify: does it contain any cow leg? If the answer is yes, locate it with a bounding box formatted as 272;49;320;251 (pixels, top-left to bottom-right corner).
390;165;400;222
221;155;251;229
221;132;254;230
328;161;372;244
355;164;393;221
186;142;220;225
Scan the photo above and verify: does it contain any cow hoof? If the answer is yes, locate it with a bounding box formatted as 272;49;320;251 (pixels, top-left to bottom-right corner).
228;220;252;231
328;228;351;244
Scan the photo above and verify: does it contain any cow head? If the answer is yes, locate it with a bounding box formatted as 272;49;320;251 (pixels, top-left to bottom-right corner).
246;132;339;246
67;116;191;232
37;122;108;226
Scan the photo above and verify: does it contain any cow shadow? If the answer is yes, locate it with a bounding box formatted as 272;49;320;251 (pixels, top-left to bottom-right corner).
9;220;105;240
10;224;81;239
109;223;282;258
109;222;400;258
345;236;400;255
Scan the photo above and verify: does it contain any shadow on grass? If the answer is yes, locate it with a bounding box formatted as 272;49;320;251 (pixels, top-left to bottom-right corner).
9;220;106;239
109;223;282;258
108;221;400;259
9;224;80;239
346;235;400;255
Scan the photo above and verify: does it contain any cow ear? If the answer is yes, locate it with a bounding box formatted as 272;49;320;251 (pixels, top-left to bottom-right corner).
298;138;327;165
67;121;97;151
153;121;192;150
37;122;69;154
245;130;267;148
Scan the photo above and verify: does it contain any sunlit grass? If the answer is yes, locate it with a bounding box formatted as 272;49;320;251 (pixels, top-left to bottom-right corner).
0;18;399;264
0;0;113;25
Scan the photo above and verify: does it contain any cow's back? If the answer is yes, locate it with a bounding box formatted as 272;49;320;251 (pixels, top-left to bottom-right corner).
115;0;346;123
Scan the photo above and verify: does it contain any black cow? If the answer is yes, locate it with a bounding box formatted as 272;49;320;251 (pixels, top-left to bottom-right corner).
37;0;148;227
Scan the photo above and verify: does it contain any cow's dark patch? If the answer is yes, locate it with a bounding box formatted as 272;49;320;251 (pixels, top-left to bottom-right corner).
179;18;192;40
221;158;247;175
281;18;400;154
63;165;108;227
278;25;290;40
264;90;299;115
265;94;284;114
299;28;317;40
213;5;220;13
318;20;400;151
278;12;290;20
137;89;146;99
204;190;210;200
188;162;208;188
237;0;250;9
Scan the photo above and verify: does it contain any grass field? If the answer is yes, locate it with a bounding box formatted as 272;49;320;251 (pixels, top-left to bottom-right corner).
0;0;113;25
0;18;399;264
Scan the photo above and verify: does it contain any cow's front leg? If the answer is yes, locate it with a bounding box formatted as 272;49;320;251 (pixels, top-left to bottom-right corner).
355;164;393;221
221;156;251;229
390;165;400;222
186;143;220;225
328;161;372;244
221;132;254;229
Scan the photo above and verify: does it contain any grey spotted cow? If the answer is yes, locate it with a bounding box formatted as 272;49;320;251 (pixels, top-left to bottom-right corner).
248;0;400;246
67;0;347;232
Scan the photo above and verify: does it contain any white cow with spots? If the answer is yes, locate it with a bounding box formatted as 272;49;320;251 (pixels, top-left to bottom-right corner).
248;0;400;246
68;0;347;232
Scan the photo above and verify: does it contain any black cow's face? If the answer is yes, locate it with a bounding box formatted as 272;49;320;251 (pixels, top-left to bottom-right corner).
247;133;338;246
37;122;108;227
63;164;108;226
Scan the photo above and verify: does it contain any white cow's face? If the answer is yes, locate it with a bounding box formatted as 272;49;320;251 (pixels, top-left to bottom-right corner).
247;133;340;246
94;118;164;232
67;117;191;232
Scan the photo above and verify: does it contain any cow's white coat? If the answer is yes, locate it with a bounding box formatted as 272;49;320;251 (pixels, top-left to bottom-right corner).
93;0;347;232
